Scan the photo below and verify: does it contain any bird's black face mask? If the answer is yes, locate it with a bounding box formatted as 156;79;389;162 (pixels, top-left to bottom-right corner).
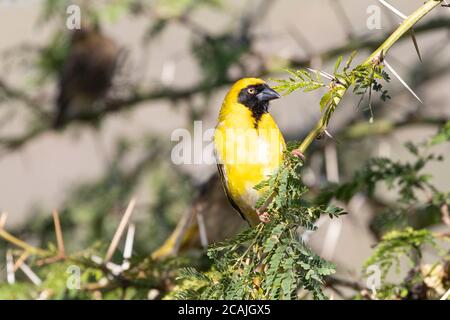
238;84;281;127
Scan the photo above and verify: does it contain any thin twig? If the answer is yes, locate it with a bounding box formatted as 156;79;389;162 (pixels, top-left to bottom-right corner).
104;198;136;262
35;255;65;266
52;209;65;257
0;228;47;255
0;79;50;119
0;211;7;229
13;250;30;272
325;275;365;291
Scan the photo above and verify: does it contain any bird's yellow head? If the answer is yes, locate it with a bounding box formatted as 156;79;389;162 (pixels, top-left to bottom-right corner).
221;78;281;124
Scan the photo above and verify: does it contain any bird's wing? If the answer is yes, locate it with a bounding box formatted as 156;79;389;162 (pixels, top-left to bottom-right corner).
216;164;247;222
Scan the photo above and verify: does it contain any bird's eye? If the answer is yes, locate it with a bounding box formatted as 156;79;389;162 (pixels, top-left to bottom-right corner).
247;88;256;95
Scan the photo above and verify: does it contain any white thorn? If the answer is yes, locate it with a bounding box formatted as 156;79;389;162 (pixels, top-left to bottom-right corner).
441;288;450;300
121;261;130;271
105;262;123;275
123;223;135;261
306;67;334;81
6;250;15;284
384;59;423;104
37;290;52;300
19;263;42;286
196;213;209;248
91;255;103;264
378;1;421;62
324;129;339;144
105;198;136;262
0;212;7;229
98;278;108;286
148;289;160;300
121;223;135;272
378;0;407;19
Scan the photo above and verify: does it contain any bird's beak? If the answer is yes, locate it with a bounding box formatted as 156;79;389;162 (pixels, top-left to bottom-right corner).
256;86;281;102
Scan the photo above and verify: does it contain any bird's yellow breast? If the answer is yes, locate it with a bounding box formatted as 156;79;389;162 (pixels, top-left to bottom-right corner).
214;100;285;225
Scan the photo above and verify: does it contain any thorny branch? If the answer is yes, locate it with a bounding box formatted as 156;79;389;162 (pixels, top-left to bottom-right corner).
295;0;445;155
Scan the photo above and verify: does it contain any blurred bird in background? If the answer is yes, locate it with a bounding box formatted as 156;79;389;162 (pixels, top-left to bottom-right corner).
214;78;285;227
53;24;119;128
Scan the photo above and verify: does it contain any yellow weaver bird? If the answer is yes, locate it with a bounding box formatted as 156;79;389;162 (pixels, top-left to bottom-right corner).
214;78;285;227
152;78;283;258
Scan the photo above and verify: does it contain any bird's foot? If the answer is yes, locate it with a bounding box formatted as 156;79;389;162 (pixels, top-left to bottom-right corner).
291;149;306;161
256;210;270;223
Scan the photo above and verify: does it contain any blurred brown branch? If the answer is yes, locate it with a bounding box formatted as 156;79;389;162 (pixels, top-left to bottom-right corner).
0;14;448;156
0;79;49;118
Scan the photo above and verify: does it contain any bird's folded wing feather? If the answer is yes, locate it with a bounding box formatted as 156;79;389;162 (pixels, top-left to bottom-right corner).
216;164;247;223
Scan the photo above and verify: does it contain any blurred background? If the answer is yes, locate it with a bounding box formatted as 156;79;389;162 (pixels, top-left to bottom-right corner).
0;0;449;298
